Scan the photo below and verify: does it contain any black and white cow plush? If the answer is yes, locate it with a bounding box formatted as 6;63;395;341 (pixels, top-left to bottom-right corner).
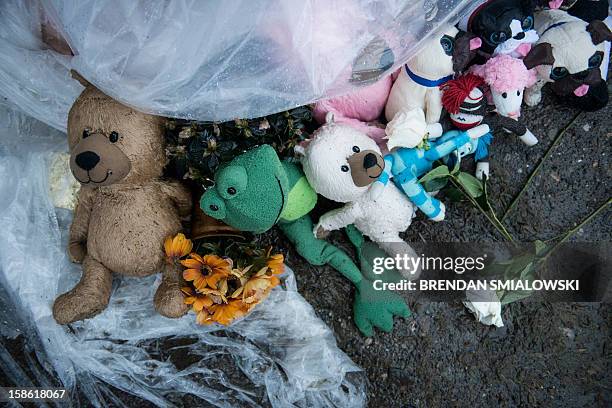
523;9;612;110
458;0;540;57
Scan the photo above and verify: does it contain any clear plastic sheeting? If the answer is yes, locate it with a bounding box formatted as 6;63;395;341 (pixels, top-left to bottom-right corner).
0;1;82;131
0;0;477;131
0;106;366;407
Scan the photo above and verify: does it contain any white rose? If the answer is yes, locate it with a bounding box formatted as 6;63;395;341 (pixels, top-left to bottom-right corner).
385;108;428;150
463;288;504;327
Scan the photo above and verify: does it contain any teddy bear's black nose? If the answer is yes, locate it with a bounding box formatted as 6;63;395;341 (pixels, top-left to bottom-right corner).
514;31;525;40
75;151;100;171
363;153;378;169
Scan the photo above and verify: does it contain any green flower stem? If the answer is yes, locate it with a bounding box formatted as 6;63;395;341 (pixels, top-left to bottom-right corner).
449;176;515;242
541;197;611;262
501;112;583;222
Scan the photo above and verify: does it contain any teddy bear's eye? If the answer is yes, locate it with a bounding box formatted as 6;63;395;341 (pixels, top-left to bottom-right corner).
82;128;91;139
352;146;360;153
341;165;349;172
227;187;236;195
502;92;508;99
109;131;119;143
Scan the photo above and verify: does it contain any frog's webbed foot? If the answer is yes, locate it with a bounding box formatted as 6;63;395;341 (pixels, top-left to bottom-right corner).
353;279;410;336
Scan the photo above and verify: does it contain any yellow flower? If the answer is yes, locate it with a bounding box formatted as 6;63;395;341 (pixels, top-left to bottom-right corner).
164;233;192;261
206;268;231;290
181;253;231;292
182;286;213;312
267;253;284;275
209;300;245;326
196;309;214;325
182;286;216;325
197;286;226;304
182;256;280;327
242;267;280;304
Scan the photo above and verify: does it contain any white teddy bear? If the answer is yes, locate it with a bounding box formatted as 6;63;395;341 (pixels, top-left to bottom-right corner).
295;115;420;279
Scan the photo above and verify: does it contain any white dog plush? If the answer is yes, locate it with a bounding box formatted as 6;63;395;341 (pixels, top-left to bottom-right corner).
385;24;481;127
523;9;612;107
295;115;420;279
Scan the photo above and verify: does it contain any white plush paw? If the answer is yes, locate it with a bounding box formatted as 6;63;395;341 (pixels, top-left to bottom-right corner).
467;124;490;139
475;162;490;180
519;129;538;146
430;203;446;222
313;223;330;239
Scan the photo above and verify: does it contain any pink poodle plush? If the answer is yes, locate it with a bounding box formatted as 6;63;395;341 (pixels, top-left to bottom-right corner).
470;54;537;120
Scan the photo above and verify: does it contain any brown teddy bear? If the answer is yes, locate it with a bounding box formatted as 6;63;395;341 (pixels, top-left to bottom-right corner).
52;74;193;324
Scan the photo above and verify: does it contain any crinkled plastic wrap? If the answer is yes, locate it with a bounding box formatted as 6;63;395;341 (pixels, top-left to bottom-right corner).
0;107;366;406
0;0;477;131
0;2;482;404
0;1;82;131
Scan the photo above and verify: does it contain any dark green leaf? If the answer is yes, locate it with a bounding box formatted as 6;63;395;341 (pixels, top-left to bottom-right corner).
456;172;483;198
503;253;536;281
444;187;465;202
423;176;449;192
498;287;533;305
482;261;510;278
419;165;450;184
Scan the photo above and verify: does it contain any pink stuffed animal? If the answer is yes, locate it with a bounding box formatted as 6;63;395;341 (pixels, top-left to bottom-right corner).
470;54;537;120
312;75;393;144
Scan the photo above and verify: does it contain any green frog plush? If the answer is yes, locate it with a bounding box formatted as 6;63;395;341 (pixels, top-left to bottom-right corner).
200;145;409;336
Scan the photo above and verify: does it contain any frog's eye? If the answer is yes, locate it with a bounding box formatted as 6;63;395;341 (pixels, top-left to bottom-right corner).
216;165;247;200
200;193;226;219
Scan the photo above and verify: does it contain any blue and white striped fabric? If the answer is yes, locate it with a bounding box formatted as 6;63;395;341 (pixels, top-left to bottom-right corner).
375;130;472;219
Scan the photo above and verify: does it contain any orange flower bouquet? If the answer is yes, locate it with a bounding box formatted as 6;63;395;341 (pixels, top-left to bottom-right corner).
164;233;284;326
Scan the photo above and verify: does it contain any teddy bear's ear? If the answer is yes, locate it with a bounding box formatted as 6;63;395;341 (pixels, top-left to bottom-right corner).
294;139;312;160
70;70;91;87
325;112;335;124
586;21;612;45
294;145;305;158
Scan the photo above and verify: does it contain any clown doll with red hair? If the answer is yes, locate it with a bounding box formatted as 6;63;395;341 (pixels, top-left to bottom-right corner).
441;74;538;180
